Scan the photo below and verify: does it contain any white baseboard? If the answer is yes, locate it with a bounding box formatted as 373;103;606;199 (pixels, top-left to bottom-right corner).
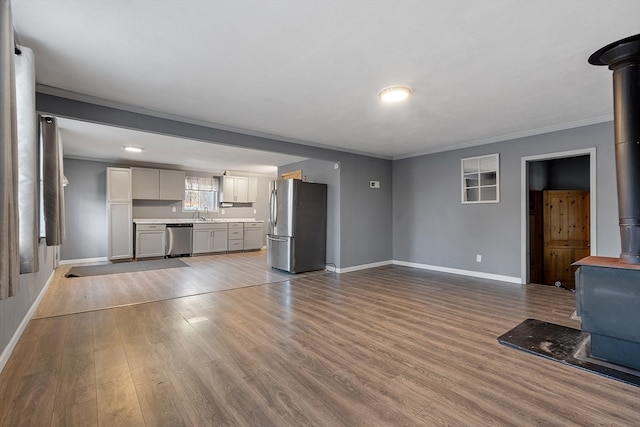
59;256;108;266
393;260;521;284
0;269;55;375
326;260;393;274
325;259;520;284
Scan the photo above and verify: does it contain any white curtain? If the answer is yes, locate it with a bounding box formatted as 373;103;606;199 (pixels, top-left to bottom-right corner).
41;116;65;246
0;0;20;299
16;44;38;273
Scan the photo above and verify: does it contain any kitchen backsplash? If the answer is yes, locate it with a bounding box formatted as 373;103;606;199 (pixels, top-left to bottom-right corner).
132;199;265;221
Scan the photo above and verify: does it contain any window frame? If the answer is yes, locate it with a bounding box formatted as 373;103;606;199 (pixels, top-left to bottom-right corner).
461;153;500;204
182;176;220;212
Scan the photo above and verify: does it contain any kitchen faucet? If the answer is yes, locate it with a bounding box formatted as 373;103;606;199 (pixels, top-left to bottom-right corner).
200;206;208;220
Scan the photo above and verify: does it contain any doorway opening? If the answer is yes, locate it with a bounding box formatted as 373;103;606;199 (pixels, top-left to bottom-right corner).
520;148;596;285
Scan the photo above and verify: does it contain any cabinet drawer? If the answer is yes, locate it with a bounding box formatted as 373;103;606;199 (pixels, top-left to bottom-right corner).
136;224;166;231
228;240;243;251
228;222;243;229
244;222;262;228
228;229;244;239
193;223;214;231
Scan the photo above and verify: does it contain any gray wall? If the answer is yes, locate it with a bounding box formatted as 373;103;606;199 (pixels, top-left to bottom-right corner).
62;158;274;261
0;242;56;368
339;155;392;268
393;122;619;279
279;159;341;267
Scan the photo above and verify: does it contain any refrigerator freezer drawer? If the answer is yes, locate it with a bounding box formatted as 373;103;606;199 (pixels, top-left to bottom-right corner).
267;235;292;272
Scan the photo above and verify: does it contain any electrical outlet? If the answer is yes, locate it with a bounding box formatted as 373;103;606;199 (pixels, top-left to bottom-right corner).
172;206;176;212
476;254;482;263
253;209;257;214
221;209;225;215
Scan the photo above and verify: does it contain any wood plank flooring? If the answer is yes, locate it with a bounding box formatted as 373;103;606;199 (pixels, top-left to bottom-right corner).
2;253;639;426
34;250;312;318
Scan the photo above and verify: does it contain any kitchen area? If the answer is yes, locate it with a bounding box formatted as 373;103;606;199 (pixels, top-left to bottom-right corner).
106;165;267;261
60;152;337;273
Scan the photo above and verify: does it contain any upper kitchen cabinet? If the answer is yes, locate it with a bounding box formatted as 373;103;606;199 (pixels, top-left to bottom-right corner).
132;167;186;200
159;169;186;200
107;167;132;202
222;176;257;203
132;167;159;199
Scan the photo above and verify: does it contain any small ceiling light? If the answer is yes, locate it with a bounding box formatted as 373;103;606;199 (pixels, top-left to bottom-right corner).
378;85;412;103
124;146;144;153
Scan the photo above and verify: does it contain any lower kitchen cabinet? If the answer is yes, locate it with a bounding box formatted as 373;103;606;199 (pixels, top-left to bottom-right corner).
228;223;244;251
108;202;132;260
135;224;166;258
193;223;228;254
243;222;263;250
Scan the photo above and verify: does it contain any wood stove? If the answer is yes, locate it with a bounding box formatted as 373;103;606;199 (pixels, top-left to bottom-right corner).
575;35;640;370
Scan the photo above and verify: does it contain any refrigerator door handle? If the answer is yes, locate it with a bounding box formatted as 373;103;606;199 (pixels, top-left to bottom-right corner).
269;189;277;228
267;236;288;243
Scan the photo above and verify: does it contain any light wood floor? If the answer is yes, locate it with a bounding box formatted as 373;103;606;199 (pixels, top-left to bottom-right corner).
1;253;639;426
34;250;315;318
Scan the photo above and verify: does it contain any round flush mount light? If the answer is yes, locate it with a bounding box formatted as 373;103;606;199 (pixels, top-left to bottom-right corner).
123;146;144;153
378;85;412;103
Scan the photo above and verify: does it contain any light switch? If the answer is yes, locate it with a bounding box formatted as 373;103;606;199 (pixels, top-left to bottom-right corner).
370;181;380;189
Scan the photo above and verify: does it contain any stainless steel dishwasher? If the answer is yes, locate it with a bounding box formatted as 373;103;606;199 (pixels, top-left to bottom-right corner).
165;223;193;257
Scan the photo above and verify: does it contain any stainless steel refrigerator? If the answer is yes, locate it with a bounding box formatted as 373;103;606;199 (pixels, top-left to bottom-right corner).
267;179;327;273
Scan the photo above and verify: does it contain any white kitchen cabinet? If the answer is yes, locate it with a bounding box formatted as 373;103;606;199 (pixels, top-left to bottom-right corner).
159;169;186;200
107;167;132;260
108;202;133;260
193;223;228;254
107;167;132;202
132;167;185;200
212;228;228;252
247;177;258;202
135;224;166;258
243;222;263;250
228;222;244;251
132;167;159;199
222;176;257;203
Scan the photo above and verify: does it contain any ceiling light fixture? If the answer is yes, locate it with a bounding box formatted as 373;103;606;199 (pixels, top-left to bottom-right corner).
378;85;412;103
123;146;144;153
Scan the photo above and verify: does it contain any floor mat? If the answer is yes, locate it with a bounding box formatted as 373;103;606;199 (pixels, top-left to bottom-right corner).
498;318;640;388
65;258;189;277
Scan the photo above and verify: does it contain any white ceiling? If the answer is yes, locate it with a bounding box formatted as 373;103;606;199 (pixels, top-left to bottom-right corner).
57;118;307;174
12;0;640;166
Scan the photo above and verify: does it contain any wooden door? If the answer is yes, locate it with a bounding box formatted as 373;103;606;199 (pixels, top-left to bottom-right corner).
543;190;590;289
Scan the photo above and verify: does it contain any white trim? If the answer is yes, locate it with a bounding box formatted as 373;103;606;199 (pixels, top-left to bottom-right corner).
326;259;521;283
393;116;612;160
59;256;108;266
520;147;597;285
0;269;55;375
326;260;393;274
393;260;521;284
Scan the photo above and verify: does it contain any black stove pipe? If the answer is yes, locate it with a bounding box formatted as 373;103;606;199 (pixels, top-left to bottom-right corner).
590;34;640;264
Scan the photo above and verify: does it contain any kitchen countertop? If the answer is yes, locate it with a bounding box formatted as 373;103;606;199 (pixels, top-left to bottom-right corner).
133;218;264;224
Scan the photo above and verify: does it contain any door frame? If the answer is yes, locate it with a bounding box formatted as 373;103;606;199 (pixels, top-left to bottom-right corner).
520;148;597;284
